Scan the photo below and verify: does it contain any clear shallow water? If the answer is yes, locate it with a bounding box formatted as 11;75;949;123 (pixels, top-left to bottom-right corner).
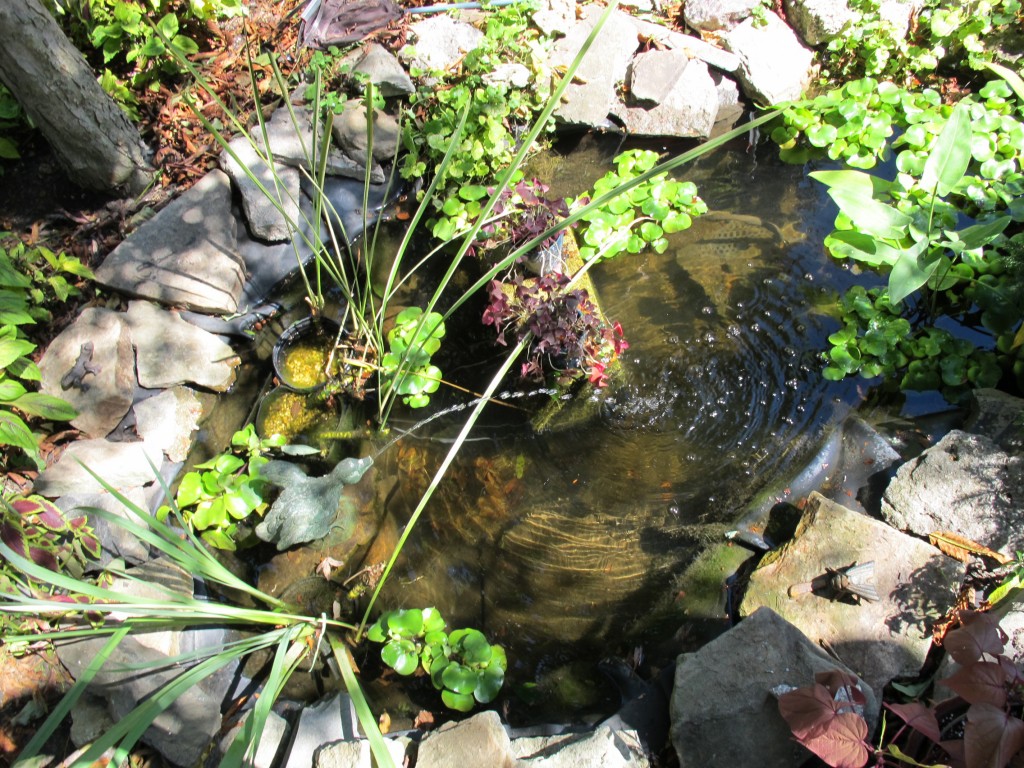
364;141;870;696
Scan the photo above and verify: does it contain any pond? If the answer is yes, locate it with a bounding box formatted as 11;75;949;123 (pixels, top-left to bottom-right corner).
272;135;880;716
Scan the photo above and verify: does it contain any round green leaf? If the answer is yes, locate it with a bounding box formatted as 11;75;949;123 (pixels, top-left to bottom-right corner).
441;689;475;712
382;639;420;675
441;662;479;694
386;608;425;638
474;664;505;703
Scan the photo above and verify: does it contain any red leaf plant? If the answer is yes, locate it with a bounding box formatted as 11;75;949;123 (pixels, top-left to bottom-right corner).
778;612;1024;768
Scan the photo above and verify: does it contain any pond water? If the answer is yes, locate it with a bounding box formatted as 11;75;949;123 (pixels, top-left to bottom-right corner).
335;136;877;712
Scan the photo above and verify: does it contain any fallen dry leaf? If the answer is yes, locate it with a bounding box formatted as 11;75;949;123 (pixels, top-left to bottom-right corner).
928;531;1012;565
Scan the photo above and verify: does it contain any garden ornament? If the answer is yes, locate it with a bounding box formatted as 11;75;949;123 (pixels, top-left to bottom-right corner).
788;561;879;604
255;455;373;550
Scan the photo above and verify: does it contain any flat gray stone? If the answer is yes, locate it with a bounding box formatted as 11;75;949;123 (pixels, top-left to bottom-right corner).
353;43;414;97
315;736;410;768
483;62;532;90
126;301;239;392
550;7;640;127
38;307;135;439
670;607;878;768
417;711;516;768
221;137;301;243
332;103;401;165
881;430;1024;556
722;12;814;105
256;107;382;182
684;0;761;30
783;0;856;45
32;438;164;496
631;18;741;73
629;49;690;106
614;58;719;138
283;693;359;768
740;493;965;699
531;0;577;37
57;487;151;566
402;16;485;74
513;726;649;767
94;170;245;314
133;387;204;463
219;710;290;768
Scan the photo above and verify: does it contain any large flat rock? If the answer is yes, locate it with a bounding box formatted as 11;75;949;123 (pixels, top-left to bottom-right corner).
670;606;878;768
126;301;239;392
94;170;246;314
740;493;965;697
38;307;135;439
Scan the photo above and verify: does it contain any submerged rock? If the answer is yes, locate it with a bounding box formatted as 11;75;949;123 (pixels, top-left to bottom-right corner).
255;456;374;550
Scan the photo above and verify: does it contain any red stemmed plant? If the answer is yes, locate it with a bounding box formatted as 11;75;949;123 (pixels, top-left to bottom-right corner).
778;611;1024;768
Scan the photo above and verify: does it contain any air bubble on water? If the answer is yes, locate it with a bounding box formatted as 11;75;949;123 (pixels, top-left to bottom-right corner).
701;306;713;315
803;273;814;282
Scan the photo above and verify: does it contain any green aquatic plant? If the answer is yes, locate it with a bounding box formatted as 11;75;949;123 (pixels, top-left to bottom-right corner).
570;149;708;261
380;307;446;409
367;607;507;712
155;424;285;550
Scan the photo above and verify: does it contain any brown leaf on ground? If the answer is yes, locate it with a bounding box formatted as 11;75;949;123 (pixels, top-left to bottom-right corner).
928;531;1012;565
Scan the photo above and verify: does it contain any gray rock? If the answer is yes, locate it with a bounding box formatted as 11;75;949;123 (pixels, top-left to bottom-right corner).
512;726;649;766
670;606;878;768
632;19;742;74
531;0;577;38
965;388;1024;455
629;49;690;106
353;43;414;97
134;387;204;463
256;107;384;183
95;170;245;314
614;58;719;138
683;0;761;31
402;16;485;74
255;456;374;550
32;438;164;496
550;7;640;127
57;558;240;768
881;430;1024;556
483;62;533;90
57;487;151;566
283;692;360;768
315;736;410;768
740;492;965;699
711;70;744;129
722;12;814;105
126;301;239;392
218;709;290;768
221;137;301;243
332;103;401;165
783;0;856;45
38;307;135;439
417;711;516;768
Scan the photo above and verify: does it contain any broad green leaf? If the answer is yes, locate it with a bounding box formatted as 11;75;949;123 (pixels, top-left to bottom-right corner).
474;664;505;703
441;689;475;712
952;217;1010;250
0;337;35;369
0;409;43;468
826;189;912;240
921;103;971;196
441;662;478;694
824;231;900;266
809;169;876;198
0;378;27;402
983;61;1024;104
10;392;77;420
889;242;939;304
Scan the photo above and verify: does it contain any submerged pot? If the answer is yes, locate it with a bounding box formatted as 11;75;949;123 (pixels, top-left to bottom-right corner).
272;317;341;392
255;385;338;445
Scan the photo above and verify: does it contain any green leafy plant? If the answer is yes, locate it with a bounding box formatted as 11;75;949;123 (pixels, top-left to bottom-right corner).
1;243;81;469
0;84;27;168
380;307;446;409
0;473;399;768
156;424;284;550
988;551;1024;605
570;149;708;261
2;237;95;322
811;99;1024;396
0;494;101;630
367;607;507;712
778;611;1024;768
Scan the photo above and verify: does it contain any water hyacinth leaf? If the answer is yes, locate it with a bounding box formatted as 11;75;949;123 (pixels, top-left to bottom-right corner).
475;664;505;703
387;608;425;638
441;662;478;695
382;639;420;676
441;689;475;712
422;607;445;634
